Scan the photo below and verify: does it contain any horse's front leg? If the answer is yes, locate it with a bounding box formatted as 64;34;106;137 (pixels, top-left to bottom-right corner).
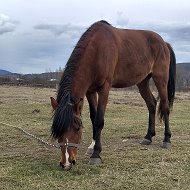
89;82;110;165
86;91;97;155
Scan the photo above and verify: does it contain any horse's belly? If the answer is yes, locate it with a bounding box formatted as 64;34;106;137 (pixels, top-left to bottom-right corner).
112;69;150;88
112;78;140;88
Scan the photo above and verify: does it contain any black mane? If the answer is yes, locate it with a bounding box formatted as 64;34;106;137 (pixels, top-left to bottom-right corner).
51;20;109;139
99;20;111;25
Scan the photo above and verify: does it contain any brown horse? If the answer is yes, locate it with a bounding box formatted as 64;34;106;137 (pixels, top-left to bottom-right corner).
50;20;176;170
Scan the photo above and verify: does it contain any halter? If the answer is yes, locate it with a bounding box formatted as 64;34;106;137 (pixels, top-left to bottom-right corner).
59;141;79;148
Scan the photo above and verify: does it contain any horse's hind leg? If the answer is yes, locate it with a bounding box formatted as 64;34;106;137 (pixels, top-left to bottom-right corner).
153;76;171;149
86;91;97;155
137;75;157;145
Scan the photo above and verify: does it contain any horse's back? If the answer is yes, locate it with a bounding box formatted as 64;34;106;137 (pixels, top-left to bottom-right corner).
111;27;169;87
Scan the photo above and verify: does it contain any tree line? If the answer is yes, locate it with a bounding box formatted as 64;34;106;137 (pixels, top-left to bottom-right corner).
0;65;190;91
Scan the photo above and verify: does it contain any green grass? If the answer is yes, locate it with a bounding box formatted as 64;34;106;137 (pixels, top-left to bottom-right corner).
0;86;190;190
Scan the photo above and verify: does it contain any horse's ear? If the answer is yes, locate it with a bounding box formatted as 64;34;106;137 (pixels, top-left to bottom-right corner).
50;97;58;110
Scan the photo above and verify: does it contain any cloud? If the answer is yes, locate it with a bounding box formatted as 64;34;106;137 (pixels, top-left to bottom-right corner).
0;27;82;73
116;11;129;27
133;21;190;43
163;24;190;42
34;22;84;38
1;20;86;73
0;14;19;35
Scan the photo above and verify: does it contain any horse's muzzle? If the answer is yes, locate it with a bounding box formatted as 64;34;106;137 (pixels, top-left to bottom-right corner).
60;160;76;171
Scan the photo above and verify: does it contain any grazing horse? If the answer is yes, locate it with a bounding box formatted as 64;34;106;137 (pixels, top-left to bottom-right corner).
50;20;176;170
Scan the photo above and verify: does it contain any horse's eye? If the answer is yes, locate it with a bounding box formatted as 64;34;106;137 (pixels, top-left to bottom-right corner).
79;120;82;126
74;126;80;132
73;122;80;132
74;117;82;127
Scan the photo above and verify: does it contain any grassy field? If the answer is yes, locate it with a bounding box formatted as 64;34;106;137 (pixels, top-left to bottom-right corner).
0;85;190;190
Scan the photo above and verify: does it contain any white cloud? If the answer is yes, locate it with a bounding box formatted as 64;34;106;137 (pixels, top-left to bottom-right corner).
0;28;81;73
0;14;19;35
34;22;85;38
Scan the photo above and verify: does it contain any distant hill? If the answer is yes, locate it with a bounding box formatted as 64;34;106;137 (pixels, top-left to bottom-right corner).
177;63;190;73
1;63;190;82
0;69;13;76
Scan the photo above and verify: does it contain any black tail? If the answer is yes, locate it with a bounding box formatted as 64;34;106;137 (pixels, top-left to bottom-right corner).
158;42;176;120
166;42;176;110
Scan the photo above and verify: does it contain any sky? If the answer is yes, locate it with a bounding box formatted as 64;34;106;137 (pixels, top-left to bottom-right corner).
0;0;190;74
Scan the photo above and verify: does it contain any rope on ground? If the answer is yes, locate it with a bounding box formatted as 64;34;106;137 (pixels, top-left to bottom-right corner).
0;121;60;149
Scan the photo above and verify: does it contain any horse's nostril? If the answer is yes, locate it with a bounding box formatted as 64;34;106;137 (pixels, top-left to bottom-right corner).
72;160;76;165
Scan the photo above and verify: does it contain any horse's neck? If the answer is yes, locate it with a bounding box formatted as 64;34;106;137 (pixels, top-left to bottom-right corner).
70;66;91;99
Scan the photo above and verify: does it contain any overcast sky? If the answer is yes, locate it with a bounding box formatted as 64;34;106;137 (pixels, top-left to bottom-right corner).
0;0;190;74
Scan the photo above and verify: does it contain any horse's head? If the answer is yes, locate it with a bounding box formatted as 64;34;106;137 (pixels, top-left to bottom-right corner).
50;97;83;170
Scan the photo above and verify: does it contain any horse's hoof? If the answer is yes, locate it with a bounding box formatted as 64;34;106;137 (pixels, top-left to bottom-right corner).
85;148;94;155
140;138;152;145
88;157;102;165
161;142;171;149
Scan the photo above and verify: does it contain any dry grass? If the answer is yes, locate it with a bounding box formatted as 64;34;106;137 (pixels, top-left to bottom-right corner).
0;85;190;190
